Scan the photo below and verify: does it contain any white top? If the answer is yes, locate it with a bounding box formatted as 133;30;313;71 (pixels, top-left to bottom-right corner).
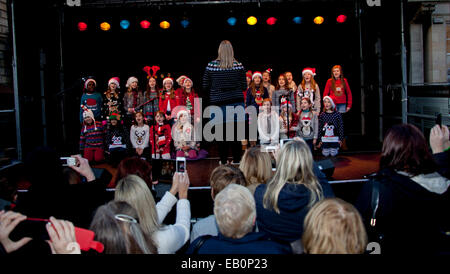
153;191;191;254
130;124;150;149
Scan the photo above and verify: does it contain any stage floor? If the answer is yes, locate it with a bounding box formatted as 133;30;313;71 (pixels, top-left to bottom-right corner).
95;152;381;188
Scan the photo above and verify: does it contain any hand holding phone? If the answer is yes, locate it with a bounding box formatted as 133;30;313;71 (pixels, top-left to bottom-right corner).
0;210;32;253
176;157;186;173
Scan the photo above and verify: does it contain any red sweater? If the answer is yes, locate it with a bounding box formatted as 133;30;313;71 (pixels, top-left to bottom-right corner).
149;123;172;155
323;78;352;109
176;89;201;116
159;90;179;114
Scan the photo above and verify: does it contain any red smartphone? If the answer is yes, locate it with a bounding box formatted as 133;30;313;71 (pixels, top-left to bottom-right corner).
74;227;104;253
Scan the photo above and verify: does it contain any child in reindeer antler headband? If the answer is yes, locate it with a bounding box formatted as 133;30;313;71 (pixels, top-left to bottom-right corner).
141;66;160;123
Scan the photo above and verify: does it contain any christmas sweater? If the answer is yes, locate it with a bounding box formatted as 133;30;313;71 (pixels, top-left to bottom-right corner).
296;83;321;113
150;123;172;156
159;89;179;115
80;92;103;123
318;111;344;149
102;91;122;120
279;112;299;139
323;78;352;109
79;121;105;151
297;110;318;140
105;124;130;151
245;86;269;113
176;89;201;117
272;89;296;114
123;90;145;114
140;90;159;118
202;60;247;106
130;124;150;149
172;122;197;151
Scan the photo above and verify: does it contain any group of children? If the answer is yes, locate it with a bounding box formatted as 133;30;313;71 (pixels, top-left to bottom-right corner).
79;67;201;165
249;65;350;157
79;64;351;164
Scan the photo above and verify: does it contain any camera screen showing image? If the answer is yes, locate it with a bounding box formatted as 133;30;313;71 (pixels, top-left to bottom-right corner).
60;157;77;167
176;157;186;173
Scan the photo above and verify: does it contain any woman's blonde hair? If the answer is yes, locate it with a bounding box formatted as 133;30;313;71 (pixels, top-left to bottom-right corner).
115;175;161;242
214;184;256;239
216;40;236;69
263;139;323;213
302;198;368;254
239;146;272;187
90;201;156;254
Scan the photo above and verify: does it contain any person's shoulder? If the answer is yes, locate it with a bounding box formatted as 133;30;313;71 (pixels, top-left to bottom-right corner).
206;60;220;68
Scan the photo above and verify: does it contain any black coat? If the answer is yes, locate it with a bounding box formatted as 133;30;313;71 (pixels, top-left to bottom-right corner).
355;168;450;254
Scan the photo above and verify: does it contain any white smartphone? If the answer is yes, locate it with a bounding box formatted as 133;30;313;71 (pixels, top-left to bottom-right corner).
176;157;187;173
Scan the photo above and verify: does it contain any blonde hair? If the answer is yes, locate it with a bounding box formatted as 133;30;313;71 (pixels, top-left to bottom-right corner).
217;40;236;69
115;175;161;241
302;198;368;254
239;146;272;187
214;184;256;239
263;139;323;213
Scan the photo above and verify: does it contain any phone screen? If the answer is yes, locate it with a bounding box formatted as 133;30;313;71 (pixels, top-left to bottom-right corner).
9;219;50;241
176;157;186;173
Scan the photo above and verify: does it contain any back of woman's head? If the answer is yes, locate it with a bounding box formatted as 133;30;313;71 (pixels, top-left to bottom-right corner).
380;124;436;176
217;40;235;69
239;146;272;186
115;175;160;237
263;140;323;213
210;165;247;198
116;157;152;186
302;198;367;254
90;201;156;254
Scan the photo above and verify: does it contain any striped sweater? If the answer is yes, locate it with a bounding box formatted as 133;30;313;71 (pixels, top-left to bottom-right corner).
80;121;105;150
202;60;247;106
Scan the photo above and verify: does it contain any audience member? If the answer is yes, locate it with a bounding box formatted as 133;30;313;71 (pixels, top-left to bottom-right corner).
302;198;367;254
429;124;450;178
114;157;157;198
239;147;272;194
190;165;247;243
355;124;450;254
254;139;334;244
90;200;156;254
115;173;191;254
187;184;292;254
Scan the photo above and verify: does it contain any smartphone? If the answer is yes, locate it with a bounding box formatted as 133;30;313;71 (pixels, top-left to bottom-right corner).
75;227;104;253
60;157;77;167
279;138;294;148
176;157;186;173
9;218;50;241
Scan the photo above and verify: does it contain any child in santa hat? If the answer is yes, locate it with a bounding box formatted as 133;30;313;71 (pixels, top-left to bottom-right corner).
317;96;344;157
323;65;352;113
245;71;269;112
102;77;122;122
79;78;103;123
149;111;172;159
172;109;198;159
258;98;279;145
123;76;145;127
297;97;319;152
177;76;201;124
296;68;321;115
104;111;130;167
279;98;299;140
80;105;105;163
159;77;179;125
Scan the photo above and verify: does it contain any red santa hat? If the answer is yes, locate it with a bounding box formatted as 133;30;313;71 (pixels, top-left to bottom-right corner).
175;107;190;121
252;71;263;80
302;67;316;77
126;76;138;88
280;98;293;110
163;77;174;86
176;75;187;86
84;78;96;90
108;77;120;89
182;77;193;87
265;68;273;74
246;70;253;79
323;96;336;110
